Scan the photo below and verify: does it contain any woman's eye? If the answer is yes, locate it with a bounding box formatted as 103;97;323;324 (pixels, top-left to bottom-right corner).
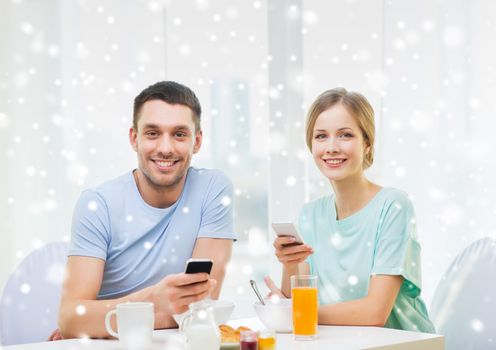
339;133;353;138
315;134;326;139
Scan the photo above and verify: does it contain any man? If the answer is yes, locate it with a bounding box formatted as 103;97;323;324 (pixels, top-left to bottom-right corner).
57;81;235;338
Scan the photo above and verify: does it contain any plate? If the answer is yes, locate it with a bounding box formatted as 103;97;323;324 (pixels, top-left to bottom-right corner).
220;342;240;350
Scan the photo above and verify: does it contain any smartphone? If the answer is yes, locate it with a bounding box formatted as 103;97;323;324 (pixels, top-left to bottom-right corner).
185;258;213;274
271;222;305;245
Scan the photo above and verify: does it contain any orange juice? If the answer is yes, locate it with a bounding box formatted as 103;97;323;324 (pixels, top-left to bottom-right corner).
258;335;276;350
292;287;318;337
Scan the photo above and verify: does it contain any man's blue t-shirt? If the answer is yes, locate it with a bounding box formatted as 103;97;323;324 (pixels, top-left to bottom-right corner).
68;167;236;299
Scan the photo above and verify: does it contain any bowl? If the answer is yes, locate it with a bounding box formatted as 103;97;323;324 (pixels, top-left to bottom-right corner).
172;300;235;328
253;298;293;333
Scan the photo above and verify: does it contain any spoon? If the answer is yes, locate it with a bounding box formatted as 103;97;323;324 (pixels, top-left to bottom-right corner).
250;279;266;305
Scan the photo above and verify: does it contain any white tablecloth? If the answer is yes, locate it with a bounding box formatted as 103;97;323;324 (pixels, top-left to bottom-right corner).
3;317;444;350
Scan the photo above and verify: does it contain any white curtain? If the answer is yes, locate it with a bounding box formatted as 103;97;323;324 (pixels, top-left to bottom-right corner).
1;0;495;306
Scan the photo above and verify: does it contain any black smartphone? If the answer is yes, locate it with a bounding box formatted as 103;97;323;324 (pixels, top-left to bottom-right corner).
185;258;213;274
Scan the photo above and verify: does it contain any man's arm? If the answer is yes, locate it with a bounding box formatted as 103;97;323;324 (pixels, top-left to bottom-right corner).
191;237;233;299
59;256;118;339
58;256;214;339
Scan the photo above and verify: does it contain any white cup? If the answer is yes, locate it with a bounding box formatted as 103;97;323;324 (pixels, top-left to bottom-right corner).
105;302;154;349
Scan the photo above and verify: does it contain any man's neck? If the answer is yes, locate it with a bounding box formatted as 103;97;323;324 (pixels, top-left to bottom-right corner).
133;170;186;208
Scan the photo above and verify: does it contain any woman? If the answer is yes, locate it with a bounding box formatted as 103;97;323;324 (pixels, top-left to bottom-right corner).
265;88;435;332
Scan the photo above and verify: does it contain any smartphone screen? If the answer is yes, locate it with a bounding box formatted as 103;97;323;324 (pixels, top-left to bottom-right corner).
185;259;213;274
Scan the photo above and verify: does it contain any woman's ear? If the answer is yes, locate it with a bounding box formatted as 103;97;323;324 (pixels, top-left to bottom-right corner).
364;143;371;154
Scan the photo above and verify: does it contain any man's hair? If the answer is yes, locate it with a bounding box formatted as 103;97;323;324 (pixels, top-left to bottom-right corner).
133;81;202;131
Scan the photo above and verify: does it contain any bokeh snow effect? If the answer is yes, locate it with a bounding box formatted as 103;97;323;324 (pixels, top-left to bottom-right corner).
1;3;496;345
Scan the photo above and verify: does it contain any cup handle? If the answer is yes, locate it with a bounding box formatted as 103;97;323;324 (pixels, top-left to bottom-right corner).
180;313;192;333
105;309;119;338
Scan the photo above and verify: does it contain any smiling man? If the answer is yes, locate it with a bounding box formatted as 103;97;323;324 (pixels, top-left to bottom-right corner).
57;81;235;339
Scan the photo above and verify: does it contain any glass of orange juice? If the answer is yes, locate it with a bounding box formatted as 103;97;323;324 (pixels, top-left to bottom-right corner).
291;275;318;340
258;329;276;350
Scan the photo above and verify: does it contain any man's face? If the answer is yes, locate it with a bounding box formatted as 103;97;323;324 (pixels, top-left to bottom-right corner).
130;99;202;191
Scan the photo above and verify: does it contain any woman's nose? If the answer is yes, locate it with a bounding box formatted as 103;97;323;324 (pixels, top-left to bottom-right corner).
325;137;340;153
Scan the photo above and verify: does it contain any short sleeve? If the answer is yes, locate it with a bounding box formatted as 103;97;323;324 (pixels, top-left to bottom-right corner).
371;193;422;292
197;172;236;240
68;189;111;260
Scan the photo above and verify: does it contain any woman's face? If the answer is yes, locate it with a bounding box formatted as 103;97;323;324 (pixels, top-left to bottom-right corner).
311;103;369;182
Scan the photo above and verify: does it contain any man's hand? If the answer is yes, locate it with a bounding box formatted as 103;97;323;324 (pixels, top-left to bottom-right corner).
153;272;217;317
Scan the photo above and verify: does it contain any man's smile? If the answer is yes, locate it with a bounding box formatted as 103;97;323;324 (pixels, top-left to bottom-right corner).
152;159;180;170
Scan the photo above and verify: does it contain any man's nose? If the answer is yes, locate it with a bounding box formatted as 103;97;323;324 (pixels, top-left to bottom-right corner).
157;135;174;155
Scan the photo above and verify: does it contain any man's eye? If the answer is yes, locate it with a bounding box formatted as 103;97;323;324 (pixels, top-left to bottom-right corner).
175;132;187;138
146;131;158;137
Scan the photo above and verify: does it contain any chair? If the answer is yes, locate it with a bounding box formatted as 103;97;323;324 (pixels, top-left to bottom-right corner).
0;241;68;346
430;237;496;350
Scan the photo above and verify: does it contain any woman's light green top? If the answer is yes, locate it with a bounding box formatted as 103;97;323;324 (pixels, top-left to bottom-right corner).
298;187;435;333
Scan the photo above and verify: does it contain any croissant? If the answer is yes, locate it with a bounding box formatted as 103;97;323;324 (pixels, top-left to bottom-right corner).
219;325;252;343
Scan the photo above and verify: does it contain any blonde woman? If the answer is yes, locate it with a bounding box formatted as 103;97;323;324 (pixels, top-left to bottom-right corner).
265;88;435;332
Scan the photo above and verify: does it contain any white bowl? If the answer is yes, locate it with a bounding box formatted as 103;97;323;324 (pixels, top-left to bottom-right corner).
172;300;235;328
253;298;293;333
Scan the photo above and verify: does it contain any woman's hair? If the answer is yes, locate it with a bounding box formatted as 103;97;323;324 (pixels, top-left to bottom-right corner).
305;87;375;169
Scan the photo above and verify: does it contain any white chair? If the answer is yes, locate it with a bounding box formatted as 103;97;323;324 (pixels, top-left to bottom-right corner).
430;237;496;350
0;241;68;346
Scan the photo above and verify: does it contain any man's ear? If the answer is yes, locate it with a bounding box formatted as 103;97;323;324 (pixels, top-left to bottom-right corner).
193;130;203;154
129;127;138;152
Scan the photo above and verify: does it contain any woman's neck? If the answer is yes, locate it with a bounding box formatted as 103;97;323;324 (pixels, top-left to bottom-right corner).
331;174;381;220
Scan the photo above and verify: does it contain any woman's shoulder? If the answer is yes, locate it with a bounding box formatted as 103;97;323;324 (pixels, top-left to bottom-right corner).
374;187;417;223
299;196;334;222
299;196;334;234
302;195;333;211
377;187;413;207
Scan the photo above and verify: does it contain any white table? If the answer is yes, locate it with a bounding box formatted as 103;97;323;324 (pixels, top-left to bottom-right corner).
3;318;444;350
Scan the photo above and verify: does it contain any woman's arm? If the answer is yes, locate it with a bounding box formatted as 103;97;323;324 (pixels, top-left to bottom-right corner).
318;275;403;326
263;262;310;299
280;262;310;297
272;236;314;297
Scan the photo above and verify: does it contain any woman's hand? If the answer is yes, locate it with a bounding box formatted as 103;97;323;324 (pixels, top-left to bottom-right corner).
48;328;63;341
263;276;287;299
273;236;314;268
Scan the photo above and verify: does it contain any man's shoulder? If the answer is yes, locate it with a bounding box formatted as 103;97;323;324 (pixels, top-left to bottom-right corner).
83;171;134;200
187;167;232;187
